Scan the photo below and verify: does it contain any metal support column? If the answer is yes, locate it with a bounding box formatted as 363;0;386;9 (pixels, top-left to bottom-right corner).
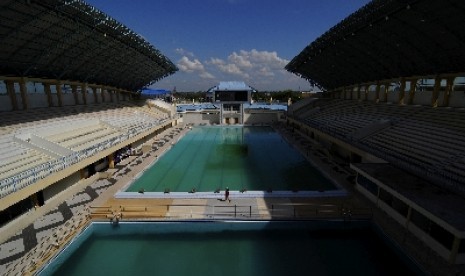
375;82;380;103
431;76;441;108
108;153;115;169
407;79;417;105
44;83;53;107
6;80;18;110
81;83;88;105
442;77;454;107
383;83;388;103
398;78;406;105
71;84;79;105
19;78;28;110
56;82;63;107
93;87;99;103
101;86;106;103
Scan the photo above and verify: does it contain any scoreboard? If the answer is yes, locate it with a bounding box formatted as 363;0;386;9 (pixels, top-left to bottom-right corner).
214;90;249;102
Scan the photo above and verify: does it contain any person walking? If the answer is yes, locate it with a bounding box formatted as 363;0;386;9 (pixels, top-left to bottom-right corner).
225;187;230;202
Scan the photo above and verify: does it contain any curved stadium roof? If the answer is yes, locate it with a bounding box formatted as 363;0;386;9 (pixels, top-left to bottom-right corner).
0;0;177;91
286;0;465;91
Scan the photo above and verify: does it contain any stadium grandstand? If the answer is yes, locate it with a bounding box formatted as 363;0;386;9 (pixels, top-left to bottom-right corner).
0;0;178;263
286;0;465;267
1;0;464;275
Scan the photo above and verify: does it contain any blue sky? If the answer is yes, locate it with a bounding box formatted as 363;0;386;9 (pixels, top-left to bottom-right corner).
86;0;370;92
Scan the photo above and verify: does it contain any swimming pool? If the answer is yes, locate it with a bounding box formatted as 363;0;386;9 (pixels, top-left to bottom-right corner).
176;102;287;112
38;221;424;276
125;126;336;193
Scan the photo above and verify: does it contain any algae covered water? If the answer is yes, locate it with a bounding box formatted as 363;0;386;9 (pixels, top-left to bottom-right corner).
127;126;335;192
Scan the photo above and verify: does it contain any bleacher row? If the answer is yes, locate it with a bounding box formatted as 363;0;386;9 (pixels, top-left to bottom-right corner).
0;102;171;199
146;99;174;114
293;99;465;192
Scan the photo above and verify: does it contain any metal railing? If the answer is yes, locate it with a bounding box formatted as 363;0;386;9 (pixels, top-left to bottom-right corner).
89;203;373;221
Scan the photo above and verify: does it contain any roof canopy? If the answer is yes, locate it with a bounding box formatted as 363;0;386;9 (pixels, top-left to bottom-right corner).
208;81;257;92
0;0;177;91
286;0;465;91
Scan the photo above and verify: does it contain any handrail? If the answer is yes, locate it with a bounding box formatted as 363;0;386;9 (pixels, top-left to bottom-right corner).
89;203;373;221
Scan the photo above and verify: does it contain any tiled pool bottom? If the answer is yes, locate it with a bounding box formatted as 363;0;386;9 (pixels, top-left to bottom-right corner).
38;221;424;276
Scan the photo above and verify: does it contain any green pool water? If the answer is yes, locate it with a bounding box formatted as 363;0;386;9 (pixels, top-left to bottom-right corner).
126;126;336;192
39;221;423;276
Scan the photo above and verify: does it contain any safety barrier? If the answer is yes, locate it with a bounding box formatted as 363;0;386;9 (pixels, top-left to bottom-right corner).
88;203;373;221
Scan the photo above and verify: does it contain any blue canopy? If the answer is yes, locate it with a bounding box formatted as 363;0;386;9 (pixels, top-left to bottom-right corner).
141;88;170;95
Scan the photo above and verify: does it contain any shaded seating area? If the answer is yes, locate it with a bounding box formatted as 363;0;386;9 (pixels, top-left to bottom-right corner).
293;99;465;193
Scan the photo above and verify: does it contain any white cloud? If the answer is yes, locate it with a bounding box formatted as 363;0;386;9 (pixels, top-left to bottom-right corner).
200;71;215;79
155;48;312;91
209;58;225;65
228;52;253;69
208;49;289;80
177;55;216;80
257;67;274;77
175;48;194;57
240;49;288;69
219;63;247;77
177;56;205;73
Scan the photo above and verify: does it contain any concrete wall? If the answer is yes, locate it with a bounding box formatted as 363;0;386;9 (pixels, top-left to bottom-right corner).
16;92;25;110
223;114;241;125
244;112;279;124
179;111;286;125
87;92;96;104
29;94;49;109
413;91;432;106
353;167;464;264
449;90;465;107
329;142;352;162
387;91;397;103
407;221;452;262
42;171;81;203
181;112;220;125
0;95;12;111
63;93;76;106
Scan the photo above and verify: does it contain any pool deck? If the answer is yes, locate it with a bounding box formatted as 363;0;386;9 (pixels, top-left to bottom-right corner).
0;122;463;275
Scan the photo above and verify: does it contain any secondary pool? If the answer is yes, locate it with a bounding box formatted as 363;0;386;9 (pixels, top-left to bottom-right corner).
126;126;336;193
38;221;424;276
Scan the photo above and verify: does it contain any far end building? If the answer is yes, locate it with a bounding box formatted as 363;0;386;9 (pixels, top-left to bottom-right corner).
209;81;255;124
